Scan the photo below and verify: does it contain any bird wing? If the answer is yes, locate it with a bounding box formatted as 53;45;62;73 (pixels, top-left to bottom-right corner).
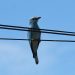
28;28;41;57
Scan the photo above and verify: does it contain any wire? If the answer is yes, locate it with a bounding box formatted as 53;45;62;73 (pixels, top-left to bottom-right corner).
0;38;75;42
0;24;75;36
1;24;75;34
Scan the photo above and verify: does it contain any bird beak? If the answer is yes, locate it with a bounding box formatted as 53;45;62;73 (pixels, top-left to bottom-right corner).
37;17;41;19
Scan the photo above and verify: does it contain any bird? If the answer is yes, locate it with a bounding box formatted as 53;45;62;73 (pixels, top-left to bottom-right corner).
28;16;41;64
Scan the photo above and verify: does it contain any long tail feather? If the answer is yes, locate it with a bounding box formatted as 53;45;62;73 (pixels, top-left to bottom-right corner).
34;56;39;64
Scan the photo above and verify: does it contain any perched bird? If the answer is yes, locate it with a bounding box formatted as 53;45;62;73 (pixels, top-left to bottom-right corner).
28;16;41;64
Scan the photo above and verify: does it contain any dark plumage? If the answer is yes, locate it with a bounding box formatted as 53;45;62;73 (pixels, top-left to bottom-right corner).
28;17;41;64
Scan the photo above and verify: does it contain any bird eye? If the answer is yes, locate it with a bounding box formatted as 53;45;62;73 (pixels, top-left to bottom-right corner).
32;18;35;20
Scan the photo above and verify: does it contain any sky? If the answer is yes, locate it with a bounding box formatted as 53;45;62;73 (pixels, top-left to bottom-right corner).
0;0;75;75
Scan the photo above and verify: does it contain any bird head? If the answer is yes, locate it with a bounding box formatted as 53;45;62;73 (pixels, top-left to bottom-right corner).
30;16;41;24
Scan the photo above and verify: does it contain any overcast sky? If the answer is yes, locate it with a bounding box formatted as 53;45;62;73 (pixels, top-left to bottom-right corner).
0;0;75;75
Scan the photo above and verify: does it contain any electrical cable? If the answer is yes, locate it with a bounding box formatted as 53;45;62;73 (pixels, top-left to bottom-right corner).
0;38;75;42
0;24;75;36
0;24;75;34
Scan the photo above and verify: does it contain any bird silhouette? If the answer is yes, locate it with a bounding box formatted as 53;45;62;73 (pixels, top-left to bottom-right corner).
28;16;41;64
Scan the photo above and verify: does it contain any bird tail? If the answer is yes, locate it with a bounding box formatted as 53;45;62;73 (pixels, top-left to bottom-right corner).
34;56;39;64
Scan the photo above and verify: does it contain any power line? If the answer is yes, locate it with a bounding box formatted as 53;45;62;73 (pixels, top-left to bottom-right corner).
0;24;75;42
1;24;75;34
0;38;75;42
0;24;75;36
